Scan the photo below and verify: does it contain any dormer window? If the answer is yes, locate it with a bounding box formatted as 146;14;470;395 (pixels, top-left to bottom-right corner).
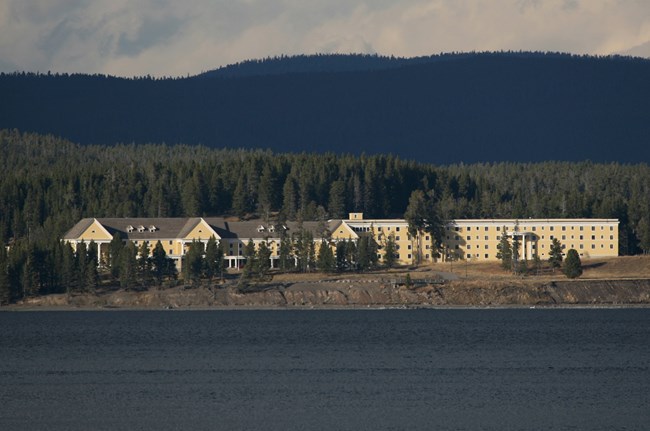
148;225;157;232
257;225;265;232
126;225;134;233
137;225;146;233
269;225;275;233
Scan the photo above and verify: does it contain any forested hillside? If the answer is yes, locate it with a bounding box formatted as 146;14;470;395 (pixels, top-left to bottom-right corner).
3;52;650;164
4;129;650;302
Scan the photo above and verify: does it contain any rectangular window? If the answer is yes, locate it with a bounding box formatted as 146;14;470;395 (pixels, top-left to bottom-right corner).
591;226;596;231
485;254;489;258
562;226;566;231
550;226;554;231
467;227;471;231
467;245;471;249
610;226;614;231
610;235;614;240
425;254;430;259
396;227;400;232
610;244;614;249
497;227;501;231
466;236;471;241
550;235;554;240
591;244;595;249
484;236;489;240
484;227;489;231
484;244;489;249
562;235;566;240
580;244;583;249
396;236;400;241
407;245;412;250
580;226;584;231
425;236;430;241
407;254;412;259
591;235;596;240
467;254;471;258
532;226;536;231
579;235;583;240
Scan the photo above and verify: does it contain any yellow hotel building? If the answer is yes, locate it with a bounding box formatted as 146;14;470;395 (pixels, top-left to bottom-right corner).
63;214;619;269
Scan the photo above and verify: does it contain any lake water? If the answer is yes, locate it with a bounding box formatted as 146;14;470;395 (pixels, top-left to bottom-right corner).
1;308;649;430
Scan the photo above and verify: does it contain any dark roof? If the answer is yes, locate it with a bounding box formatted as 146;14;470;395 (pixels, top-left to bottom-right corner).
63;217;340;241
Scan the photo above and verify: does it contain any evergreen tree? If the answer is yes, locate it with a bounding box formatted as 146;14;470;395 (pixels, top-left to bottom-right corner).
279;235;294;271
151;240;168;285
346;239;358;271
496;230;512;270
328;180;346;219
563;248;583;278
404;190;443;264
317;239;335;272
137;241;151;286
383;234;398;268
119;241;138;290
241;239;257;281
336;240;347;272
58;242;76;295
109;235;124;279
548;238;564;271
204;236;223;280
183;240;204;284
256;241;272;279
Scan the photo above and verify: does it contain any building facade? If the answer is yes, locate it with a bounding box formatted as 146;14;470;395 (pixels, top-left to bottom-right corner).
63;214;619;269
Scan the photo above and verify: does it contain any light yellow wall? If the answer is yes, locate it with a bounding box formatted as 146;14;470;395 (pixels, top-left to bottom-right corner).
79;220;112;241
183;219;218;241
443;220;619;261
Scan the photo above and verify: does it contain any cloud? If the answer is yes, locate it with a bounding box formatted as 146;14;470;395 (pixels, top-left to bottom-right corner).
1;0;649;77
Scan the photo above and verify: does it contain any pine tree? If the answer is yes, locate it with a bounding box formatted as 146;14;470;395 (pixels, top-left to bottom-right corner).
119;241;138;290
383;234;398;268
151;241;168;285
240;239;257;281
317;239;335;272
336;240;347;272
404;189;443;264
183;240;204;285
256;241;272;279
496;229;512;271
279;236;294;271
204;236;223;280
563;248;583;278
548;238;564;271
137;241;151;286
109;235;124;279
328;180;346;219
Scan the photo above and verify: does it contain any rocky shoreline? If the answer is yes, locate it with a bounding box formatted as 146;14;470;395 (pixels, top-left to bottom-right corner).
7;278;650;310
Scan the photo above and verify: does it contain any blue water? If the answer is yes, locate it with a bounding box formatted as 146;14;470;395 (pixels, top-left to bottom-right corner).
0;309;649;430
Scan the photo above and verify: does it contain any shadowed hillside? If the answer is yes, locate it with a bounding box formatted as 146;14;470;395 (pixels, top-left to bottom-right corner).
2;52;650;164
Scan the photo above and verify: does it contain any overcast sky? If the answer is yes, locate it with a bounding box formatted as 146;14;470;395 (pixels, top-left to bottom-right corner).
1;0;649;77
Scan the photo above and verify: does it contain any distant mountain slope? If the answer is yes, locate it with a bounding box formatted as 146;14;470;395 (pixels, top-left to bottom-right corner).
2;52;650;164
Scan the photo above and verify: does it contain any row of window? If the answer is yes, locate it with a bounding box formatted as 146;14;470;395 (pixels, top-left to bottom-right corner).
449;225;615;232
446;234;615;242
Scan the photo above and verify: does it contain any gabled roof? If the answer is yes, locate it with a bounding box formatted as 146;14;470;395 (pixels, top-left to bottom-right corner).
62;218;96;240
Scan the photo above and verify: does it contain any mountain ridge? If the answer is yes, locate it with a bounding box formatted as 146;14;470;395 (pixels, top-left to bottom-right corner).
3;52;650;164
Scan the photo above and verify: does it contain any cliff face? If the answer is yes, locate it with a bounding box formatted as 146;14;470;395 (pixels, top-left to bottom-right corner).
15;279;650;309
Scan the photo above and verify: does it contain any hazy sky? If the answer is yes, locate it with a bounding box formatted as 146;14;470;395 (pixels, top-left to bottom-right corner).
1;0;649;77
